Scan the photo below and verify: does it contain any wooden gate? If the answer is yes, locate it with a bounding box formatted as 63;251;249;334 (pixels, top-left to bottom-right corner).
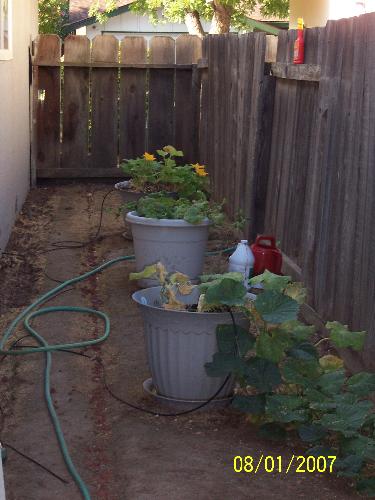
32;34;202;178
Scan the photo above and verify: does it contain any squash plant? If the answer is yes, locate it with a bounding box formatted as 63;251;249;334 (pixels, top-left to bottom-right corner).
204;270;375;497
121;145;226;225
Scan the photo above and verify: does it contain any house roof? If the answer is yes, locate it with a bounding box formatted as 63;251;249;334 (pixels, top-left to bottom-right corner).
69;0;134;24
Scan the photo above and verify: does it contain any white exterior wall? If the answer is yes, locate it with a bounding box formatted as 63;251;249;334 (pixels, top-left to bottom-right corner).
290;0;374;28
80;11;211;41
0;0;37;252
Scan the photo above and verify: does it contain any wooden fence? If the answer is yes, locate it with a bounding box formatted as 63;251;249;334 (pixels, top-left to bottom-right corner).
200;16;375;371
32;34;202;177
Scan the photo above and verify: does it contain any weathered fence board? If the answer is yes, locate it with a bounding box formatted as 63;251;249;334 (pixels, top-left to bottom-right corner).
175;35;202;163
34;35;61;172
119;37;147;159
62;35;90;170
265;29;320;270
200;32;272;235
148;37;175;153
91;36;119;170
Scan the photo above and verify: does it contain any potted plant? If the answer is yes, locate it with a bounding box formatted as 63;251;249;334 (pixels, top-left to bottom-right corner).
130;263;252;402
124;146;225;287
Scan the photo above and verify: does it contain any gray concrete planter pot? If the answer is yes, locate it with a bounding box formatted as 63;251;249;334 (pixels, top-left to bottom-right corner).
126;211;211;287
115;182;144;234
132;287;249;401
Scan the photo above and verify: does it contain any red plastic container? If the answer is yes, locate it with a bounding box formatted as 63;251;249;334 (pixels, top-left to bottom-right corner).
251;235;282;276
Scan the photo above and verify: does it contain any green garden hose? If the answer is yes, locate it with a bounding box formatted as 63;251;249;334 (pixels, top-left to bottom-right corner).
0;255;135;499
0;246;234;499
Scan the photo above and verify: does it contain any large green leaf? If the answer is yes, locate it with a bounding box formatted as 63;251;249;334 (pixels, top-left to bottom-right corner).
287;343;318;361
304;388;330;404
265;394;308;423
205;353;245;377
326;321;366;351
256;329;292;363
310;393;358;412
356;478;375;497
317;400;373;437
216;324;255;357
259;423;287;441
245;357;282;393
334;455;363;478
341;435;375;461
315;370;346;396
231;395;266;415
279;320;315;344
250;270;291;292
254;291;299;324
204;278;247;307
306;445;335;458
298;424;327;442
282;358;322;387
347;372;375;397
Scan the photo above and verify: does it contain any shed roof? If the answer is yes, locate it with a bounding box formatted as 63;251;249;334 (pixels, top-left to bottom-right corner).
69;0;133;24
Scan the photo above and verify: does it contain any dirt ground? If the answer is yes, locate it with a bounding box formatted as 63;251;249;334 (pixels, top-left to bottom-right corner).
0;183;360;500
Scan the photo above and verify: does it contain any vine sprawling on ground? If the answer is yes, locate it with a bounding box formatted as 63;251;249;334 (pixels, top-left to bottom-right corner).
202;271;375;497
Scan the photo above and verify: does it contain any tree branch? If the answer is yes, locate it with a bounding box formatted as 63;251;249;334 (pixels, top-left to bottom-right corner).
184;10;205;38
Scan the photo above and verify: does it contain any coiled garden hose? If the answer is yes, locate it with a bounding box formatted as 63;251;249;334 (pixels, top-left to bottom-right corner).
0;255;135;499
0;246;235;499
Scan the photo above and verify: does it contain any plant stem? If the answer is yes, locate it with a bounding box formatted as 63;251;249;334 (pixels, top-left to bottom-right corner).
314;337;330;347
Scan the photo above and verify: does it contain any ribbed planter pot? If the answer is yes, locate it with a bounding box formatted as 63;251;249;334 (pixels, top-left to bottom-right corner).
126;211;211;287
132;286;249;401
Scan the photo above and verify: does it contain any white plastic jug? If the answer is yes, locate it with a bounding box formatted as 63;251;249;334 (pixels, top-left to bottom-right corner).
228;240;255;287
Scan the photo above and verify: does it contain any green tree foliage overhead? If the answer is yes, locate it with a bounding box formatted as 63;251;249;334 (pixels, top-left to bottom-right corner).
39;0;289;37
38;0;69;36
90;0;289;36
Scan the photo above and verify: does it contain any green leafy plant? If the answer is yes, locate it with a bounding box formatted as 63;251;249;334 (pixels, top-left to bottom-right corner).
121;146;227;225
135;193;225;225
203;271;375;497
129;263;247;312
120;146;208;198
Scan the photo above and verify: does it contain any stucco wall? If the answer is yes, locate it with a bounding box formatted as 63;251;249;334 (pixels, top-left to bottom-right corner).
290;0;372;28
289;0;330;28
0;0;38;252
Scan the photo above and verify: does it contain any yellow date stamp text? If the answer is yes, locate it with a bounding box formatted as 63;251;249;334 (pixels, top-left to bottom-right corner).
233;455;337;474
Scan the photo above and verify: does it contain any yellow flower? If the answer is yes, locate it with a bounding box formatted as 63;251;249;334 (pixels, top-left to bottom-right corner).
143;152;156;161
192;163;208;177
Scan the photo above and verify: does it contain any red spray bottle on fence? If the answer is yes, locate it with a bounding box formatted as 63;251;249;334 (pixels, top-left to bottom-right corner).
293;18;305;64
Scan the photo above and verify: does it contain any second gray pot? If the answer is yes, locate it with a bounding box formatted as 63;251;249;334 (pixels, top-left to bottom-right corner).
132;286;250;401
